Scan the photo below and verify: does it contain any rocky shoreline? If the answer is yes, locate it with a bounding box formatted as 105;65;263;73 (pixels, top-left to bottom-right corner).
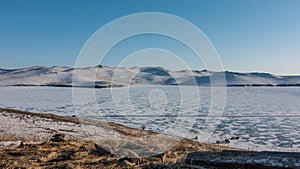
0;108;299;169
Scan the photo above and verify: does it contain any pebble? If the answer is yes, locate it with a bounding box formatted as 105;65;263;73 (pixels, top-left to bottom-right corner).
50;133;65;142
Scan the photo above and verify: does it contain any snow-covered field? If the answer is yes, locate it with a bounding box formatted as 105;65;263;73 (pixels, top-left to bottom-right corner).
0;86;299;152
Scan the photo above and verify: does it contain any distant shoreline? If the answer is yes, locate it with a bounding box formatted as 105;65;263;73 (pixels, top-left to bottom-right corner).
1;83;300;88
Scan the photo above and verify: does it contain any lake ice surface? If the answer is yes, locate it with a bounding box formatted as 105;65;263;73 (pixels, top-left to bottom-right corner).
0;86;299;151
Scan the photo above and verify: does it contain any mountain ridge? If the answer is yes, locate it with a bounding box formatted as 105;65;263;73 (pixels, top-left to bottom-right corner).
0;65;299;87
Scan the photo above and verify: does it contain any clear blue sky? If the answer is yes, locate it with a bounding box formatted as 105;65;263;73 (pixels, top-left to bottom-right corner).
0;0;299;75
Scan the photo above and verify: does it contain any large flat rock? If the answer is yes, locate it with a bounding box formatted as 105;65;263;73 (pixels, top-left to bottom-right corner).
185;150;300;169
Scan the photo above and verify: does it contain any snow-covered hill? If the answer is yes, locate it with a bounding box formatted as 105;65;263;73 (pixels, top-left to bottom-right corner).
0;66;299;87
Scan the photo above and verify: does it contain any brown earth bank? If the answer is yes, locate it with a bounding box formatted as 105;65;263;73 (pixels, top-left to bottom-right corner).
0;108;299;169
0;135;232;169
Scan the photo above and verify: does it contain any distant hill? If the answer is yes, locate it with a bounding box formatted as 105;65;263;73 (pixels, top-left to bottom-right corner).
0;66;299;87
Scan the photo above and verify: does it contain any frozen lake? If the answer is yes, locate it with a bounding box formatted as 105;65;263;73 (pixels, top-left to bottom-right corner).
0;86;299;151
